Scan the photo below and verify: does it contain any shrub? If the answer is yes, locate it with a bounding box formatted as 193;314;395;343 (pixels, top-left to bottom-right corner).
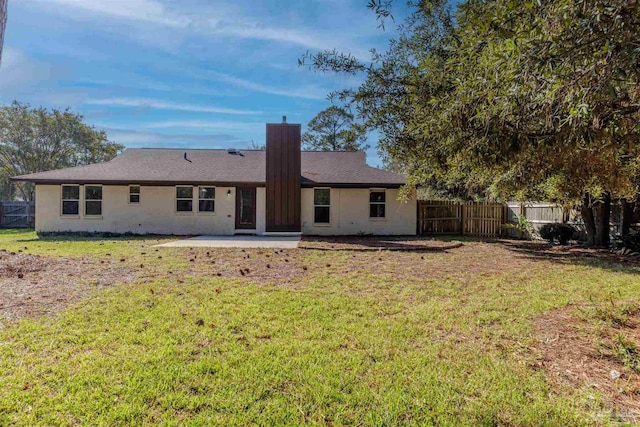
539;223;555;243
555;224;575;244
621;229;640;252
539;223;576;245
506;214;534;240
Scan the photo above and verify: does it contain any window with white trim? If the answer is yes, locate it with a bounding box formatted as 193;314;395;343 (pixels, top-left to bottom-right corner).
61;185;80;216
176;186;193;212
369;190;386;218
85;185;103;216
129;185;140;204
314;188;330;224
198;187;215;212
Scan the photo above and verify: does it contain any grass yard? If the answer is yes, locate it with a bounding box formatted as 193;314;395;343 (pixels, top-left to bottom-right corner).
1;229;639;426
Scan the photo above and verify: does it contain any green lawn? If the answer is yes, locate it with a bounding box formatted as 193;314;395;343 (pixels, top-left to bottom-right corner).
0;229;639;426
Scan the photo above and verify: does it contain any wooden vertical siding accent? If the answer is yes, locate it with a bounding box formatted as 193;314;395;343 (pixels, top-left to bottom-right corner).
265;123;301;232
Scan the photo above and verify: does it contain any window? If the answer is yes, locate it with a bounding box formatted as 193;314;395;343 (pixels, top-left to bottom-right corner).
369;190;386;218
198;187;215;212
314;188;330;224
176;186;193;212
129;185;140;204
61;185;79;216
85;186;102;216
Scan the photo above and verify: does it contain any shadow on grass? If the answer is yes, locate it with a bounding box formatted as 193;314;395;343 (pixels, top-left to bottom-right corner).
300;235;464;252
14;231;183;243
0;228;34;236
494;238;640;274
405;233;640;273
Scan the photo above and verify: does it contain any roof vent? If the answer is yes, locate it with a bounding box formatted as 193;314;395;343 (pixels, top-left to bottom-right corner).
282;115;287;124
227;148;240;155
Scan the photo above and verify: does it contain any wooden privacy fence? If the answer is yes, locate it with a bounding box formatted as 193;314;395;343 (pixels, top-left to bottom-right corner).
419;200;609;239
418;201;507;237
418;200;463;234
506;203;566;226
462;202;507;237
0;201;35;228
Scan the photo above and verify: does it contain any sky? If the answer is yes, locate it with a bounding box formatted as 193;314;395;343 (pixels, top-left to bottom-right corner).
0;0;408;167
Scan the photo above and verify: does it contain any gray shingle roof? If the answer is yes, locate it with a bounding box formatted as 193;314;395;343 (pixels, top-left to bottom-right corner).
13;148;406;187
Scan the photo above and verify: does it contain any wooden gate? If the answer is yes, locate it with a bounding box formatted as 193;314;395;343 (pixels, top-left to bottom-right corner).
418;201;507;237
0;202;35;228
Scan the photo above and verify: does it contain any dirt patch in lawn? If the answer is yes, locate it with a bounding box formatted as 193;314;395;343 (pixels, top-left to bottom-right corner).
0;250;137;322
167;240;560;288
166;248;311;284
534;304;640;423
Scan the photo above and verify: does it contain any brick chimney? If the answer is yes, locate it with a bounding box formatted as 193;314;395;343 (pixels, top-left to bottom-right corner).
265;121;301;232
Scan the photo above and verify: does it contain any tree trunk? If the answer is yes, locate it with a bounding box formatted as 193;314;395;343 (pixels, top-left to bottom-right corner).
581;194;596;246
593;192;611;247
621;198;633;237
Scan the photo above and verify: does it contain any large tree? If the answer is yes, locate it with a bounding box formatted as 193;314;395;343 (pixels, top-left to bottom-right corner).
302;106;369;151
302;0;640;246
0;101;124;200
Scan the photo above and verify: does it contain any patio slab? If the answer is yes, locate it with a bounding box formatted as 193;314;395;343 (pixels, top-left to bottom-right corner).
154;235;300;249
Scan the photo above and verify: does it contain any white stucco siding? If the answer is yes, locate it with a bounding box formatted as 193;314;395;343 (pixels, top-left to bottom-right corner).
35;185;415;236
301;188;417;236
35;185;238;235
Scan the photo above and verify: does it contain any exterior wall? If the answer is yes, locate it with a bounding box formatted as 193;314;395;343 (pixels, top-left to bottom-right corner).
301;188;417;236
35;185;416;236
35;185;238;235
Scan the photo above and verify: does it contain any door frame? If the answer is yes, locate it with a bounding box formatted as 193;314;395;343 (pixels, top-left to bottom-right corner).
235;186;257;229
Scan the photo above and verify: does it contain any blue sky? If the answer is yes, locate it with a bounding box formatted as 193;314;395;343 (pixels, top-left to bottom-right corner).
0;0;407;167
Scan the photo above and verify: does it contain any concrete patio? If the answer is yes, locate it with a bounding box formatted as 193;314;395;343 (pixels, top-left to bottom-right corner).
154;235;301;249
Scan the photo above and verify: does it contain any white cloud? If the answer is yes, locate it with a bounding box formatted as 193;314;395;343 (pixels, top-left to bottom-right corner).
208;72;329;101
142;120;264;131
33;0;189;28
86;98;262;115
0;49;57;93
102;128;249;148
211;24;342;55
25;0;374;59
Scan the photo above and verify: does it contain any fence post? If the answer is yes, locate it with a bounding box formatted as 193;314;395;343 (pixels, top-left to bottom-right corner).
417;201;422;236
27;202;32;228
503;204;508;237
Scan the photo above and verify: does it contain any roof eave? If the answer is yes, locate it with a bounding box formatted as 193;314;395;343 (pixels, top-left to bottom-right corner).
12;178;268;187
301;182;406;189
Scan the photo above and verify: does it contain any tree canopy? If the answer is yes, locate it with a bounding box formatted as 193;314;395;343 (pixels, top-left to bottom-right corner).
302;106;369;151
0;101;123;200
301;0;640;245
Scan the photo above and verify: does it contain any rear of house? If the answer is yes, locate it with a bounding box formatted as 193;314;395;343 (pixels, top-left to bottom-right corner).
13;122;416;236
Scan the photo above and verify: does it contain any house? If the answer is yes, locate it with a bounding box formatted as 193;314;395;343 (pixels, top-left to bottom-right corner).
13;121;417;236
